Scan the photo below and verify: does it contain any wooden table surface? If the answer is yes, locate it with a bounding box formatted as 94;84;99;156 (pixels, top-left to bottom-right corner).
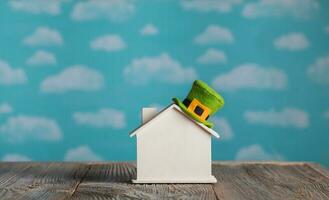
0;162;328;200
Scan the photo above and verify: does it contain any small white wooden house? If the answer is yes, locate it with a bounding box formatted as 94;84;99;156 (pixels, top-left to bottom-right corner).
130;104;220;183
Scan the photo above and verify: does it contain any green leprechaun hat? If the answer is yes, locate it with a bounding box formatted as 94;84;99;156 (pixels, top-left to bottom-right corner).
172;80;224;128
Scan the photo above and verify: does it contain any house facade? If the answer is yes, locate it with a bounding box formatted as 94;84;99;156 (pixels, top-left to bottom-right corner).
130;104;219;183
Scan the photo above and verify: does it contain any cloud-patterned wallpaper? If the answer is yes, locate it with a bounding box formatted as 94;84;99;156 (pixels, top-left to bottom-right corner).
0;0;328;166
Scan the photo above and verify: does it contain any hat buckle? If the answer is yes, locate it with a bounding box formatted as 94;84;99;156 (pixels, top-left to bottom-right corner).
186;98;211;122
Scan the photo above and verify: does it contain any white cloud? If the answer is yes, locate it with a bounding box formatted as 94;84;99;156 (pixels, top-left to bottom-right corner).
324;111;329;120
212;63;287;91
0;59;27;85
244;108;309;129
9;0;66;15
194;25;234;45
64;145;103;161
242;0;319;19
73;108;126;129
213;117;233;140
140;24;159;36
307;55;329;85
197;48;227;64
274;33;309;51
181;0;242;13
0;115;62;143
71;0;135;22
2;153;31;162
23;27;63;47
0;103;13;114
149;103;164;111
325;25;329;33
41;65;104;93
124;53;197;85
90;34;126;52
236;144;284;161
26;50;56;66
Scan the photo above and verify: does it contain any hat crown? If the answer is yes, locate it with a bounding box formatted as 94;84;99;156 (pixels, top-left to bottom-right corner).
186;80;224;115
172;80;225;128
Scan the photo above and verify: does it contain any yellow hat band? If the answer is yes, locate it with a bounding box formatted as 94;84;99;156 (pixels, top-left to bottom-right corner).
183;98;211;122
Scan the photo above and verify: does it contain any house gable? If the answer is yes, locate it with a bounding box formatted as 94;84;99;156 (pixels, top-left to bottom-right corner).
129;104;220;138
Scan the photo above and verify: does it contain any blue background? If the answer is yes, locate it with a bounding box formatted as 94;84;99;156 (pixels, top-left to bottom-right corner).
0;0;328;166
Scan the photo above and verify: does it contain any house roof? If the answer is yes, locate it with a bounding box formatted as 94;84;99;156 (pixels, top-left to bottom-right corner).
129;104;220;138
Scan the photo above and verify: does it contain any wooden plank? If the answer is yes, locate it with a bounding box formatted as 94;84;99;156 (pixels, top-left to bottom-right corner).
0;162;328;200
0;162;89;200
212;162;329;200
69;162;217;200
307;163;329;178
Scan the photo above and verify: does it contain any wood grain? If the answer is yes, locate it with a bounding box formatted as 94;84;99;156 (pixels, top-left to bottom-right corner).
0;162;328;200
212;162;329;200
0;162;89;200
69;162;217;200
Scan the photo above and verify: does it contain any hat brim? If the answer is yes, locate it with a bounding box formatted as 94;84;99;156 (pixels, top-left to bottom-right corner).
172;98;214;128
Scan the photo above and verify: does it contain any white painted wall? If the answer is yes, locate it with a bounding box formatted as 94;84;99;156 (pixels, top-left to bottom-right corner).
135;107;216;183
